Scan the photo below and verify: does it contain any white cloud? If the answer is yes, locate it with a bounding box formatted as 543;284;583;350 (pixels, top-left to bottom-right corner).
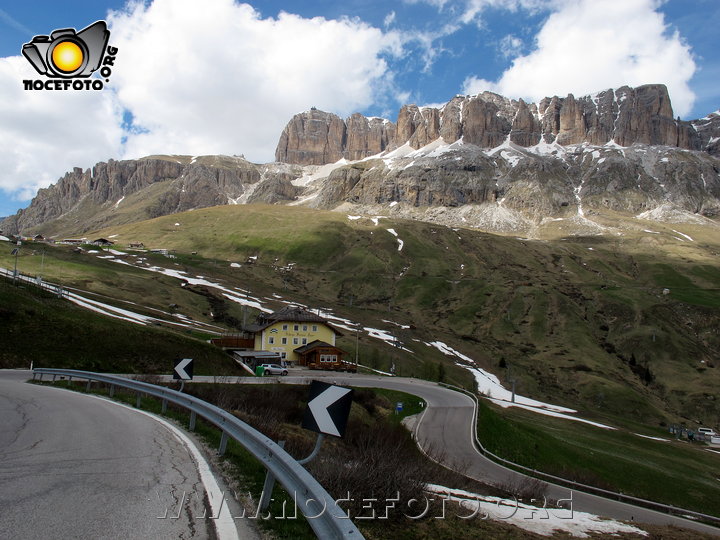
403;0;451;9
460;0;554;24
391;22;461;74
108;0;399;162
463;0;696;116
0;0;403;206
0;56;123;197
498;34;523;58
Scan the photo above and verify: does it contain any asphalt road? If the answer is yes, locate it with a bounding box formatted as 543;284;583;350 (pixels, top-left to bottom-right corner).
15;368;718;536
0;370;254;540
152;370;720;536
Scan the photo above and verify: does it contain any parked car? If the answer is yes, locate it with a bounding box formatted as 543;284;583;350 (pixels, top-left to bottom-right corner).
260;364;288;376
698;427;717;437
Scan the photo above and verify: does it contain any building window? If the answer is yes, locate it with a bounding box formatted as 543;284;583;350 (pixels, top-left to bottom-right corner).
281;337;287;345
280;352;287;359
268;337;275;344
320;354;337;363
282;324;288;331
301;338;307;345
293;338;299;345
302;325;308;331
312;325;318;332
294;324;299;331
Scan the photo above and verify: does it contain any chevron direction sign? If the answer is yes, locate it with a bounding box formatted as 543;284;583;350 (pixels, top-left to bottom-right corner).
302;380;353;438
173;358;194;380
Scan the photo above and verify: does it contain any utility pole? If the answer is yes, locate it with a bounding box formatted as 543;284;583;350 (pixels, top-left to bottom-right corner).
506;363;517;403
355;324;360;368
11;247;19;286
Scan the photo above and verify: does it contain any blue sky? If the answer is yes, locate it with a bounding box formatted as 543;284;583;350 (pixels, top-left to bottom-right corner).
0;0;718;219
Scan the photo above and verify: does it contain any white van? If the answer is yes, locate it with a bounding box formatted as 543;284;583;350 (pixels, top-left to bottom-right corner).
698;427;717;437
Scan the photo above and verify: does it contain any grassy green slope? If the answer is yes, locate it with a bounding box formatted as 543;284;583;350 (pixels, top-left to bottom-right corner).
4;204;719;428
477;398;720;517
0;277;237;374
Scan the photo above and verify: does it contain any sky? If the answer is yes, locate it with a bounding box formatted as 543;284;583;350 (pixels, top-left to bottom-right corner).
0;0;718;218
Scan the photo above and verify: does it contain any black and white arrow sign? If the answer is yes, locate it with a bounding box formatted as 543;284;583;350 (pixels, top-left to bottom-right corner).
173;358;194;380
302;380;353;438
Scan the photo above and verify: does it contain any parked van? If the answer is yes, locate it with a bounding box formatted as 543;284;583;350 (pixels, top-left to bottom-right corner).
698;427;717;438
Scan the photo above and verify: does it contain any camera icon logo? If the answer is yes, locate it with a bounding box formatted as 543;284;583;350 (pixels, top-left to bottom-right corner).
22;21;110;78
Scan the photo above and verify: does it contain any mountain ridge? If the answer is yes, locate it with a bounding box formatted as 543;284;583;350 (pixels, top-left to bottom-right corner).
275;84;720;165
2;84;719;237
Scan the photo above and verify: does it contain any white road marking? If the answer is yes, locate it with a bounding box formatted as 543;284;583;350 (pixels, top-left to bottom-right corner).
84;394;240;540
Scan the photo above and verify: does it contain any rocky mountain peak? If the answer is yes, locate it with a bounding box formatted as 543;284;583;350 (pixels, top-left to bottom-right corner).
275;84;713;166
3;84;719;239
274;108;347;165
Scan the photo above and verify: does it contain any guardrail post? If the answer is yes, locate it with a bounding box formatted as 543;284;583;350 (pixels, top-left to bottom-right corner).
67;376;72;386
189;411;196;431
52;374;56;382
162;398;168;414
259;441;285;513
86;380;92;392
218;431;229;456
136;392;142;408
109;384;115;397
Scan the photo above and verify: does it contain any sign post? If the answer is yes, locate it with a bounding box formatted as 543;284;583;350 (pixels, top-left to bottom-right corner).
260;381;354;513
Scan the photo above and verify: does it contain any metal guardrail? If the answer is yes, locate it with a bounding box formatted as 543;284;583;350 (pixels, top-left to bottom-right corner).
33;368;364;540
439;382;720;526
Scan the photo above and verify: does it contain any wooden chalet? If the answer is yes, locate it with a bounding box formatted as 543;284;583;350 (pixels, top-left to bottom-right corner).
293;340;355;372
210;334;255;350
92;238;114;246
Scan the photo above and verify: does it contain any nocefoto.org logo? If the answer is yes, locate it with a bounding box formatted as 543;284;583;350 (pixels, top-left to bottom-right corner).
22;20;118;91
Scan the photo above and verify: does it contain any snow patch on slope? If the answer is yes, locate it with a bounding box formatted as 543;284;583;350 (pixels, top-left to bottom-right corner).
636;204;712;225
426;341;577;414
425;484;647;538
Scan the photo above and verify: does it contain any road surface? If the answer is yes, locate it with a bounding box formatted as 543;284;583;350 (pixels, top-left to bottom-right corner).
141;370;720;536
0;370;256;540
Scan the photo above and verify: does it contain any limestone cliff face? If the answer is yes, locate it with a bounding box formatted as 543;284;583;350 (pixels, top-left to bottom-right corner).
0;156;297;235
692;110;720;157
275;84;707;166
510;99;541;147
1;158;186;234
275;109;396;165
274;109;347;165
345;114;396;161
310;142;720;220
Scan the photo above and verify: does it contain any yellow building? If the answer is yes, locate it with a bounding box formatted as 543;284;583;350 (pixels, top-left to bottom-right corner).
246;306;343;364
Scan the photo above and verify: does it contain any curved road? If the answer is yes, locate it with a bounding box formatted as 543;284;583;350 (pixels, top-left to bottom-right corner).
13;368;719;536
0;370;255;540
180;371;720;536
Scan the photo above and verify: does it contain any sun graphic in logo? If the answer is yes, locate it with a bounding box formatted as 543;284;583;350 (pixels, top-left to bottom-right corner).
51;40;84;73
